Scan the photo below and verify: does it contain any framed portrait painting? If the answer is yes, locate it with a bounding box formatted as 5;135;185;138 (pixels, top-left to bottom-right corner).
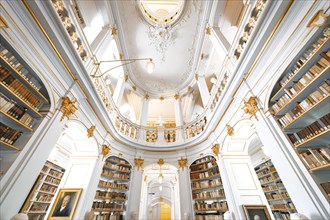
243;205;272;220
48;188;82;220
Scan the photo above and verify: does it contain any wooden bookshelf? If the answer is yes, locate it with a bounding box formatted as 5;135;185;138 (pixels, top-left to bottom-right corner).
269;24;330;200
0;37;50;178
92;156;132;220
20;160;65;220
190;155;228;219
255;159;297;219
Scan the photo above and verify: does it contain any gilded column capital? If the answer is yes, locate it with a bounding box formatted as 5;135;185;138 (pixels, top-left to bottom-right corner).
60;96;77;121
242;96;259;120
226;124;234;136
178;158;187;171
134;158;144;170
101;144;110;160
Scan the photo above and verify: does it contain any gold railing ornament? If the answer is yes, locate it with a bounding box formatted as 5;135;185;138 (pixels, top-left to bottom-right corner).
178;158;187;171
157;159;164;166
60;96;77;121
212;144;219;157
101;144;110;160
242;96;259;120
226;124;234;136
87;125;95;138
134;158;144;170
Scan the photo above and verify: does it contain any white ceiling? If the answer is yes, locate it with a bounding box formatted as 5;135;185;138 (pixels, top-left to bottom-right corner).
116;0;208;95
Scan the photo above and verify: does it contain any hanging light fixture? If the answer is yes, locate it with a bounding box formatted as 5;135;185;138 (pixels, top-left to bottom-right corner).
91;58;155;78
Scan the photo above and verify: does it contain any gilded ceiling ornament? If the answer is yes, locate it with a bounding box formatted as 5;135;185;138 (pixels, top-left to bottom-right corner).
144;94;149;100
111;27;118;36
178;158;187;171
87;125;95;138
226;124;234;136
119;53;123;60
174;94;179;100
307;10;327;27
132;86;137;91
101;144;110;160
195;74;199;80
148;24;175;61
255;0;266;12
212;144;219;157
157;159;164;166
125;74;129;82
159;96;164;101
242;96;259;120
60;96;77;121
205;26;212;35
201;53;205;60
134;158;144;170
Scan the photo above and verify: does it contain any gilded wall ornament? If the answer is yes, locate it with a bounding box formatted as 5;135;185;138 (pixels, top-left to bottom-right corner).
242;96;259;120
307;10;327;27
226;124;234;136
59;96;77;121
205;26;211;35
157;159;164;166
111;27;118;36
101;144;110;160
134;158;144;170
178;158;187;171
87;125;95;138
211;144;219;157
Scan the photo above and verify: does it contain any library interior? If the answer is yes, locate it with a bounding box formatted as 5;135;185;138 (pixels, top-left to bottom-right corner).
0;0;329;220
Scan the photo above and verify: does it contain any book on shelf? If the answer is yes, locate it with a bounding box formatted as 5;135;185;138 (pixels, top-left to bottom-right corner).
299;147;330;169
320;181;330;196
0;122;22;145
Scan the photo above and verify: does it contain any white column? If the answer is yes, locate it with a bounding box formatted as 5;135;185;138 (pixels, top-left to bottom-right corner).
113;76;126;106
174;96;184;140
253;109;330;219
127;166;143;219
90;25;113;60
140;97;149;126
178;167;193;219
209;27;230;55
217;155;273;219
0;110;66;219
196;75;210;108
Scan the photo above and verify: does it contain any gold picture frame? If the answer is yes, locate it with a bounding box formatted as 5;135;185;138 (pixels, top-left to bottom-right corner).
48;188;82;220
243;205;271;220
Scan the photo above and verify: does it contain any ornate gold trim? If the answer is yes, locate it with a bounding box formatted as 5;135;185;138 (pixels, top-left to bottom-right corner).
205;26;211;35
101;144;110;159
174;94;179;100
134;158;144;170
226;124;234;136
307;10;327;27
87;125;95;138
0;15;9;28
157;159;165;166
211;144;219;157
60;96;77;121
242;96;259;120
178;158;187;170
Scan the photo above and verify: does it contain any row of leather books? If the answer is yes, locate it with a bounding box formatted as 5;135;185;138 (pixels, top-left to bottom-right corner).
278;80;330;128
194;201;228;211
298;147;330;170
192;189;225;200
287;113;330;146
191;179;222;190
272;53;329;114
95;190;126;200
1;92;34;127
278;28;329;87
92;201;125;210
1;66;44;110
190;168;219;180
0;122;22;145
0;45;42;90
98;180;128;190
101;169;129;180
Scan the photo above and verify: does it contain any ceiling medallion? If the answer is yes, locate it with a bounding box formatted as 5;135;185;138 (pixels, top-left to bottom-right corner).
148;24;175;61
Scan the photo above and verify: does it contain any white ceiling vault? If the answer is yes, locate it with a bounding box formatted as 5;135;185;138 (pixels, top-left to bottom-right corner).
115;0;209;95
76;0;245;124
